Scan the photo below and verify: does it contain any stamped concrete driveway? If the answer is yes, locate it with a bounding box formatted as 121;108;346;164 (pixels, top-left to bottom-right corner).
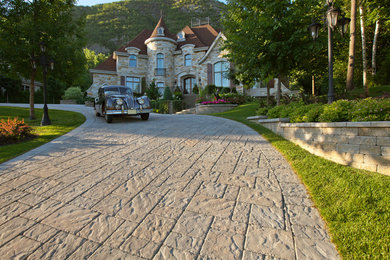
0;104;339;259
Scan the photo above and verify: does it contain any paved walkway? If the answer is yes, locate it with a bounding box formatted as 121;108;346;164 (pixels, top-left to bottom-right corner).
0;104;339;259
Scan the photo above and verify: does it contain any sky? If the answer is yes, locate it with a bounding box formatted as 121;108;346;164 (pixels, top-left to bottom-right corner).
76;0;226;6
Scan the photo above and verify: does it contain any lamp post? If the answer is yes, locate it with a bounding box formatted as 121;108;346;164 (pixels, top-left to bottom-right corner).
308;0;350;104
32;42;54;125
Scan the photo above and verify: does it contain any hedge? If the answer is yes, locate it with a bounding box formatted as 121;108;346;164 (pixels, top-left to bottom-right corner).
257;98;390;122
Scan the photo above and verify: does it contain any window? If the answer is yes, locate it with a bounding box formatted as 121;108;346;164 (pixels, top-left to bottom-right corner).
126;77;140;93
214;61;230;88
157;53;164;68
157;27;164;36
129;55;137;67
184;54;192;67
155;53;165;76
177;31;185;41
157;82;165;96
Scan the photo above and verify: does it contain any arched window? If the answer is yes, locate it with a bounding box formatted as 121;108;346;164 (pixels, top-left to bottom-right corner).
157;27;164;36
214;61;230;88
184;54;191;66
129;55;137;67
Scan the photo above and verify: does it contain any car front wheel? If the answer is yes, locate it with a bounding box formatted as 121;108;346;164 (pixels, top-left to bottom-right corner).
105;113;113;123
140;113;149;120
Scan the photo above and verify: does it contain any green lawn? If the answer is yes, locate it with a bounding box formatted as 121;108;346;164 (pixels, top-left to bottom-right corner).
212;103;390;259
0;106;85;164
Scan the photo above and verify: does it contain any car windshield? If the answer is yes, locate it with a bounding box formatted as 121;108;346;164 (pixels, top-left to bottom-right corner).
104;87;132;96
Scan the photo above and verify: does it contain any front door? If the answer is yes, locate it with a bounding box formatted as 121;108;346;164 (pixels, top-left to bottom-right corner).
183;77;195;94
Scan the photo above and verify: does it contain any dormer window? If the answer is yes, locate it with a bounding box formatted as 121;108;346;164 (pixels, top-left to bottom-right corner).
157;27;164;36
129;55;137;67
177;31;185;42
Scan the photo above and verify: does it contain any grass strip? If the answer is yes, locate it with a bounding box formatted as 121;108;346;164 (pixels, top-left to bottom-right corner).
212;103;390;259
0;106;85;164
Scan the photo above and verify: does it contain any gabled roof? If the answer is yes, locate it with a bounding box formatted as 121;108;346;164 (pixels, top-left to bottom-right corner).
94;54;116;71
117;29;153;55
177;26;206;48
148;17;176;41
190;24;220;46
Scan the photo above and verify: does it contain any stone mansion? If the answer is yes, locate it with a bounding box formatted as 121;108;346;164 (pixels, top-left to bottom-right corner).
87;17;239;97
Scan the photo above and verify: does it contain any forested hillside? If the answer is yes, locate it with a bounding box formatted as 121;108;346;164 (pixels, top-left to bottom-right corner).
74;0;225;53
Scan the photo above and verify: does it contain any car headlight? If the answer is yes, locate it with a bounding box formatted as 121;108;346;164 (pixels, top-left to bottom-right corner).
137;98;145;105
116;98;123;105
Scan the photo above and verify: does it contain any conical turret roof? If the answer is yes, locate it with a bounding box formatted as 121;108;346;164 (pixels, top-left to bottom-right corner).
148;16;177;41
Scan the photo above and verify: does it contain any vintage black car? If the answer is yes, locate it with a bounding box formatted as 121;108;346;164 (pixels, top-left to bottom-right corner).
94;85;152;123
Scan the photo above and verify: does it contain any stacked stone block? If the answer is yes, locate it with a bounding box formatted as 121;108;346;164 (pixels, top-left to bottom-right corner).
252;119;390;175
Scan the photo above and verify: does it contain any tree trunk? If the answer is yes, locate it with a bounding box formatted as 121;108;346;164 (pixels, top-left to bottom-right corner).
360;5;368;96
29;70;36;120
372;19;380;76
312;75;315;96
346;0;357;91
276;77;281;106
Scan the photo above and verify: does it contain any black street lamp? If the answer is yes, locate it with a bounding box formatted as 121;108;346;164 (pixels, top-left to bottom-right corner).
32;41;54;125
308;0;350;104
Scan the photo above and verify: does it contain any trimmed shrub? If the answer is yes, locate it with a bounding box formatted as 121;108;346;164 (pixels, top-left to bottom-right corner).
173;87;183;100
220;93;248;105
151;100;183;114
163;86;173;100
302;104;324;122
318;100;354;122
290;103;323;123
192;84;199;94
63;87;84;103
259;97;389;123
0;117;34;145
204;84;216;95
220;87;231;94
146;80;161;100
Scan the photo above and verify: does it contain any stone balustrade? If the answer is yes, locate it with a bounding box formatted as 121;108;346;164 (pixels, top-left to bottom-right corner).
248;117;390;175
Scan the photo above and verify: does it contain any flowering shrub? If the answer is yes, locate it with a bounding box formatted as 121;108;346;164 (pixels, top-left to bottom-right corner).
0;117;34;145
350;98;390;121
201;99;231;105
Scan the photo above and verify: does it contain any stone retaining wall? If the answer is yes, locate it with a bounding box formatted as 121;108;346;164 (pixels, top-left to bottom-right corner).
248;116;390;175
196;104;237;114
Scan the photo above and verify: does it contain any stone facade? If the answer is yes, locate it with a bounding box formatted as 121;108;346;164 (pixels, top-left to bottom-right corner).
248;118;390;175
87;19;240;98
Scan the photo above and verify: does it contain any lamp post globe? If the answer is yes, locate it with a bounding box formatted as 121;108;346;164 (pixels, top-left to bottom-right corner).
338;15;351;37
327;7;340;30
308;22;321;40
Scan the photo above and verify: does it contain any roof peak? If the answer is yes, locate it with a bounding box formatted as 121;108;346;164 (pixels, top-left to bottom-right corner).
148;16;176;41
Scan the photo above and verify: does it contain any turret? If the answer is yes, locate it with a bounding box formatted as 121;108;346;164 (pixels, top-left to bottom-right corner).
145;17;177;94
